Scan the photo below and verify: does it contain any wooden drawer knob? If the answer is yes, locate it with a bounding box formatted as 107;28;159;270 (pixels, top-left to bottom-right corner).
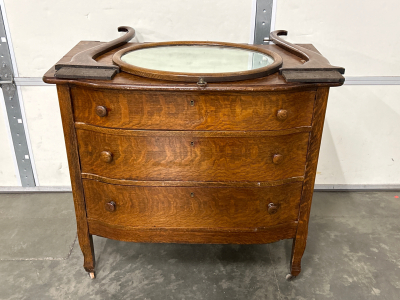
273;154;283;165
100;151;113;163
105;201;116;212
268;203;278;215
276;109;288;121
96;106;108;117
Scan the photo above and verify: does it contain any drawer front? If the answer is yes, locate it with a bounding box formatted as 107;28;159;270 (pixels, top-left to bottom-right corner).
83;180;303;229
71;87;315;130
77;129;309;182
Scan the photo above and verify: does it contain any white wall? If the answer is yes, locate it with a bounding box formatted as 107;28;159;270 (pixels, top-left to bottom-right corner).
1;0;399;187
4;0;253;77
20;87;70;186
318;86;400;185
274;0;400;76
274;0;400;185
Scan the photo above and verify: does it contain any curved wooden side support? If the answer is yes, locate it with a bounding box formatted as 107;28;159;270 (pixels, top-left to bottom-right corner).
55;26;135;80
270;30;345;83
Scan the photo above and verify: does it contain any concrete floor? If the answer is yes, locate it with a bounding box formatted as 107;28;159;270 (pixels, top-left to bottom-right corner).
0;191;399;299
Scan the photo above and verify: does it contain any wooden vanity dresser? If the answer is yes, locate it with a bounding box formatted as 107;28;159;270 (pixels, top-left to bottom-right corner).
43;28;344;279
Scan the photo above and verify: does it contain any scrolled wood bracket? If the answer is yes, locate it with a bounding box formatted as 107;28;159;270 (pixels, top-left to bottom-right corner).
54;26;135;80
270;30;345;83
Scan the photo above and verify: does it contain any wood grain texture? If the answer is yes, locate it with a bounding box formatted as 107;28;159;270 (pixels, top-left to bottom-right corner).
88;219;298;244
83;180;303;229
290;87;330;276
56;85;95;273
81;173;304;187
76;129;310;182
71;87;316;131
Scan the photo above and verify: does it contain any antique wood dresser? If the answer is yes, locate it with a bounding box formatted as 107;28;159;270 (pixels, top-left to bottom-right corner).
43;27;344;279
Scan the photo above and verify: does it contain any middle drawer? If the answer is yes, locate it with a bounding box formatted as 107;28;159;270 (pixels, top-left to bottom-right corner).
77;128;310;182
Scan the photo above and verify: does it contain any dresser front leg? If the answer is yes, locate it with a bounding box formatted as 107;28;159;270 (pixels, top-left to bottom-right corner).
79;233;95;274
289;236;302;277
57;85;96;278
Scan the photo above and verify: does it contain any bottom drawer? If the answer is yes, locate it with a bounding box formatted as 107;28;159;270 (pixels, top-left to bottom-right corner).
83;180;303;229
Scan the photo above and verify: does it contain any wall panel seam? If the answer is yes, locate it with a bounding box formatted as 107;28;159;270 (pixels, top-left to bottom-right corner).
270;0;277;32
0;89;20;185
0;0;18;77
0;3;38;186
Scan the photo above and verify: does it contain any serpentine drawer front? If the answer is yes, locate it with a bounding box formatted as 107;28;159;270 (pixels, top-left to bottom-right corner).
43;37;344;280
76;128;310;182
83;180;303;229
71;87;316;131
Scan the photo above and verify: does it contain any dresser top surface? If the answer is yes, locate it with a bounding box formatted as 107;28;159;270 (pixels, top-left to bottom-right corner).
43;41;341;92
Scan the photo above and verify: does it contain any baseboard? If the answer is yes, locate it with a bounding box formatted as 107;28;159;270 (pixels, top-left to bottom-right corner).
314;184;400;191
0;184;400;193
0;186;72;193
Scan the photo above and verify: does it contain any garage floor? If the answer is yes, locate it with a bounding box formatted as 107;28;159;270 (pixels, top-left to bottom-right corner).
0;191;399;299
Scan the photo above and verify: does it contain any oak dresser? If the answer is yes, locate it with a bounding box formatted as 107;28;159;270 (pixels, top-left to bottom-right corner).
43;31;344;279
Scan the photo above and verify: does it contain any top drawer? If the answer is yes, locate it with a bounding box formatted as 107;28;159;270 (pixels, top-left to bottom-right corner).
71;87;315;131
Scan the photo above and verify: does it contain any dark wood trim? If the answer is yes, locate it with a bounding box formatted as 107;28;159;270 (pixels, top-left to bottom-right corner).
43;41;343;90
270;30;345;83
56;27;135;70
56;85;95;273
270;30;345;74
81;173;305;187
112;41;283;82
88;219;298;244
75;122;312;137
290;87;330;276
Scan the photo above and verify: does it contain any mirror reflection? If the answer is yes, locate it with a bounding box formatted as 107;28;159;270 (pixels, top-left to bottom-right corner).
121;45;275;73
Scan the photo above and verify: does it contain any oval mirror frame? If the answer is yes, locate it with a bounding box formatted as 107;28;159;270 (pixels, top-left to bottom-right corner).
113;41;283;82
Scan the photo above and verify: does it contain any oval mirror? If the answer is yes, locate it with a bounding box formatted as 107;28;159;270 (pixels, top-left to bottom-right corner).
113;41;282;82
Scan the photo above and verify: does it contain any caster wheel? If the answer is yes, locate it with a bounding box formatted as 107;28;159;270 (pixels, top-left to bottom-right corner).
89;272;95;279
286;274;296;281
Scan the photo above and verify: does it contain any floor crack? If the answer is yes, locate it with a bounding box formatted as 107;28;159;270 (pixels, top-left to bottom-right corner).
0;234;77;261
